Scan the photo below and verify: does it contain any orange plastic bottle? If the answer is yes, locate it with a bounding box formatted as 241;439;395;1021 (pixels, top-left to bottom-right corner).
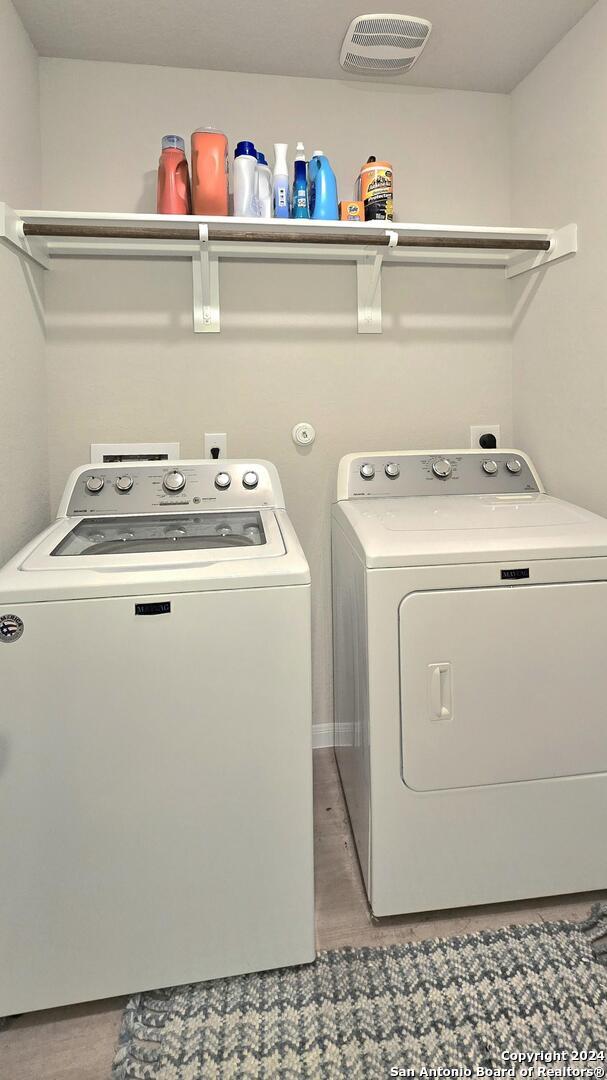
191;127;229;216
156;136;191;215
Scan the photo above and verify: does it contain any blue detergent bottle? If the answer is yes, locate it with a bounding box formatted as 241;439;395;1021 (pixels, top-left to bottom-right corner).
292;142;309;218
309;151;338;220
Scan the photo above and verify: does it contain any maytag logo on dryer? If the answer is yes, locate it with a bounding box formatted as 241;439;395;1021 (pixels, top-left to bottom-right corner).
501;568;530;581
0;614;24;642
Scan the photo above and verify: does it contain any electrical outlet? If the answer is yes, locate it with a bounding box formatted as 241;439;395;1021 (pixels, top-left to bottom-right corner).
470;424;501;450
204;433;227;460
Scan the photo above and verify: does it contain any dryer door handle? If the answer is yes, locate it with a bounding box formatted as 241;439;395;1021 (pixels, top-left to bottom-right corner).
429;662;452;721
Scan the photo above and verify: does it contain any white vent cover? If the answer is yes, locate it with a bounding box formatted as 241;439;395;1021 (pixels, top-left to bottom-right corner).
340;13;432;76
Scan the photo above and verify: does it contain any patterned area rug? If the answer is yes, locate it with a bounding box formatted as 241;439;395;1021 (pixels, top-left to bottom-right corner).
113;906;607;1079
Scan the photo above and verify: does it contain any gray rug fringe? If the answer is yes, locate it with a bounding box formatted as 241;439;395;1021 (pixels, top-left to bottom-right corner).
578;901;607;963
113;994;167;1079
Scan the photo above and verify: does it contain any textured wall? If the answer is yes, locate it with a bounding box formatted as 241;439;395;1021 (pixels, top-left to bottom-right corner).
40;58;513;738
511;0;607;514
0;0;48;564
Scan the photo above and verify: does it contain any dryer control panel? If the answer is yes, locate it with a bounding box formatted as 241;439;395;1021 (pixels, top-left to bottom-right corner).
60;460;285;517
338;450;541;500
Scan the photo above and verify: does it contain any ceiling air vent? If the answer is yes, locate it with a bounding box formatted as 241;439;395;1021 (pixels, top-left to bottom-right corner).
340;13;432;76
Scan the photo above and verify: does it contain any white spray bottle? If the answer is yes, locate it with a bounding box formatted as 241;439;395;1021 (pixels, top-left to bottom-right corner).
273;143;290;218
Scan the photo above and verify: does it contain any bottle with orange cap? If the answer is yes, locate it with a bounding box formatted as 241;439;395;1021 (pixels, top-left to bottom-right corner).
356;156;394;221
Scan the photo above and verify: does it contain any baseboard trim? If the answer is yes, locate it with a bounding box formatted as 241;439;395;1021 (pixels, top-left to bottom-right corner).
312;724;333;749
312;723;353;749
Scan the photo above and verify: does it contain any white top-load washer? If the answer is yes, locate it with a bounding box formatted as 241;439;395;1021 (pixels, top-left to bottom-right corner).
332;449;607;917
0;460;314;1017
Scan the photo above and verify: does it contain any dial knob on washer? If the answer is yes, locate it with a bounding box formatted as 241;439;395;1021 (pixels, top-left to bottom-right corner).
214;472;231;490
115;474;134;493
85;475;104;493
163;470;186;493
506;458;522;474
360;463;375;480
385;462;400;479
242;471;259;489
432;459;452;479
482;459;498;476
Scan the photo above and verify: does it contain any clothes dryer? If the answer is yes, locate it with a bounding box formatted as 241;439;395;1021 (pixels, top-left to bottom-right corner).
332;449;607;916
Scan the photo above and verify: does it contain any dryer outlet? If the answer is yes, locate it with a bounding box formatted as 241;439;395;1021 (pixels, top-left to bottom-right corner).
470;425;501;450
204;433;227;460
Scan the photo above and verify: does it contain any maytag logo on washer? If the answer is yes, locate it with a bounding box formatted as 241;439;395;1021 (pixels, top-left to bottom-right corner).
0;614;24;642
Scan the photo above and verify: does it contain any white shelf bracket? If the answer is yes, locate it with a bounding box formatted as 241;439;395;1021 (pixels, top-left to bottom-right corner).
357;250;383;334
356;232;398;334
0;202;50;269
506;223;578;279
192;223;220;333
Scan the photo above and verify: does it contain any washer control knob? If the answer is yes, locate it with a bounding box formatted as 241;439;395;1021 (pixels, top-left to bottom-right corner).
432;458;452;479
115;474;134;493
506;458;522;474
214;472;231;490
482;459;498;476
385;462;400;479
163;470;186;493
360;463;375;480
242;471;259;490
85;475;104;494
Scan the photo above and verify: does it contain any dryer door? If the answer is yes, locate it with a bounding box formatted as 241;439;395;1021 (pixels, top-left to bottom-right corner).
400;581;607;790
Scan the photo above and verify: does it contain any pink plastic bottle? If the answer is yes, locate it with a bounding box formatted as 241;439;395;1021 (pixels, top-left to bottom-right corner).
157;135;191;215
191;127;229;216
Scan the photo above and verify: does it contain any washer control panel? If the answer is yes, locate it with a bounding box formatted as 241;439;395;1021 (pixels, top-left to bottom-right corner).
64;461;280;516
344;452;539;498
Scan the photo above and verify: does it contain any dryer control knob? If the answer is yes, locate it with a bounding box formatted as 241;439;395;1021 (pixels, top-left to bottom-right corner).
432;458;452;479
85;475;104;494
385;462;400;479
242;471;259;489
506;458;522;474
482;459;498;475
115;474;134;493
163;470;186;493
360;463;375;480
214;472;231;490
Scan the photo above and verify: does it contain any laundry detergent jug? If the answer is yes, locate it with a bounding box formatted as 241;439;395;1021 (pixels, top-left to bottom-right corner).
157;136;191;215
309;152;338;220
191;127;228;216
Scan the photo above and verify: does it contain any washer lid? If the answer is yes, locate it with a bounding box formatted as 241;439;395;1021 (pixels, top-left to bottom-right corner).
21;509;284;572
334;493;607;567
0;509;310;602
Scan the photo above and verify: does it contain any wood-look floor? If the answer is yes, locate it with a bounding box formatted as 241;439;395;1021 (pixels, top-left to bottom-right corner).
2;747;604;1080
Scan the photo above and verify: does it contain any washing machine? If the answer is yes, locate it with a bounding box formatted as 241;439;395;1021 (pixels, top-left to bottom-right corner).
332;449;607;917
0;459;314;1016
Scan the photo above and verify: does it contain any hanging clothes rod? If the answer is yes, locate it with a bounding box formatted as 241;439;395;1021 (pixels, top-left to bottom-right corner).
22;223;551;251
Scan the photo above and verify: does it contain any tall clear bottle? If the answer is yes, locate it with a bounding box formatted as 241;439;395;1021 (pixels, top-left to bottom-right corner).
273;143;290;218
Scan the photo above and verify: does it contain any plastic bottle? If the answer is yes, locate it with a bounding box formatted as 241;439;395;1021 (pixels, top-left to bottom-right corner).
256;151;273;218
309;151;339;221
157;136;191;215
356;156;394;221
191;127;228;216
292;142;309;219
233;140;258;217
273;143;290;218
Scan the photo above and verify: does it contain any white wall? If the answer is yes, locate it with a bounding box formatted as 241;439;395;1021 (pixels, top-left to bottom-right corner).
0;0;48;563
39;58;513;738
511;0;607;513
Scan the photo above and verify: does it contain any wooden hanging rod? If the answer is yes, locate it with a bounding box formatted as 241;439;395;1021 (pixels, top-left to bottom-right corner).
22;223;551;251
